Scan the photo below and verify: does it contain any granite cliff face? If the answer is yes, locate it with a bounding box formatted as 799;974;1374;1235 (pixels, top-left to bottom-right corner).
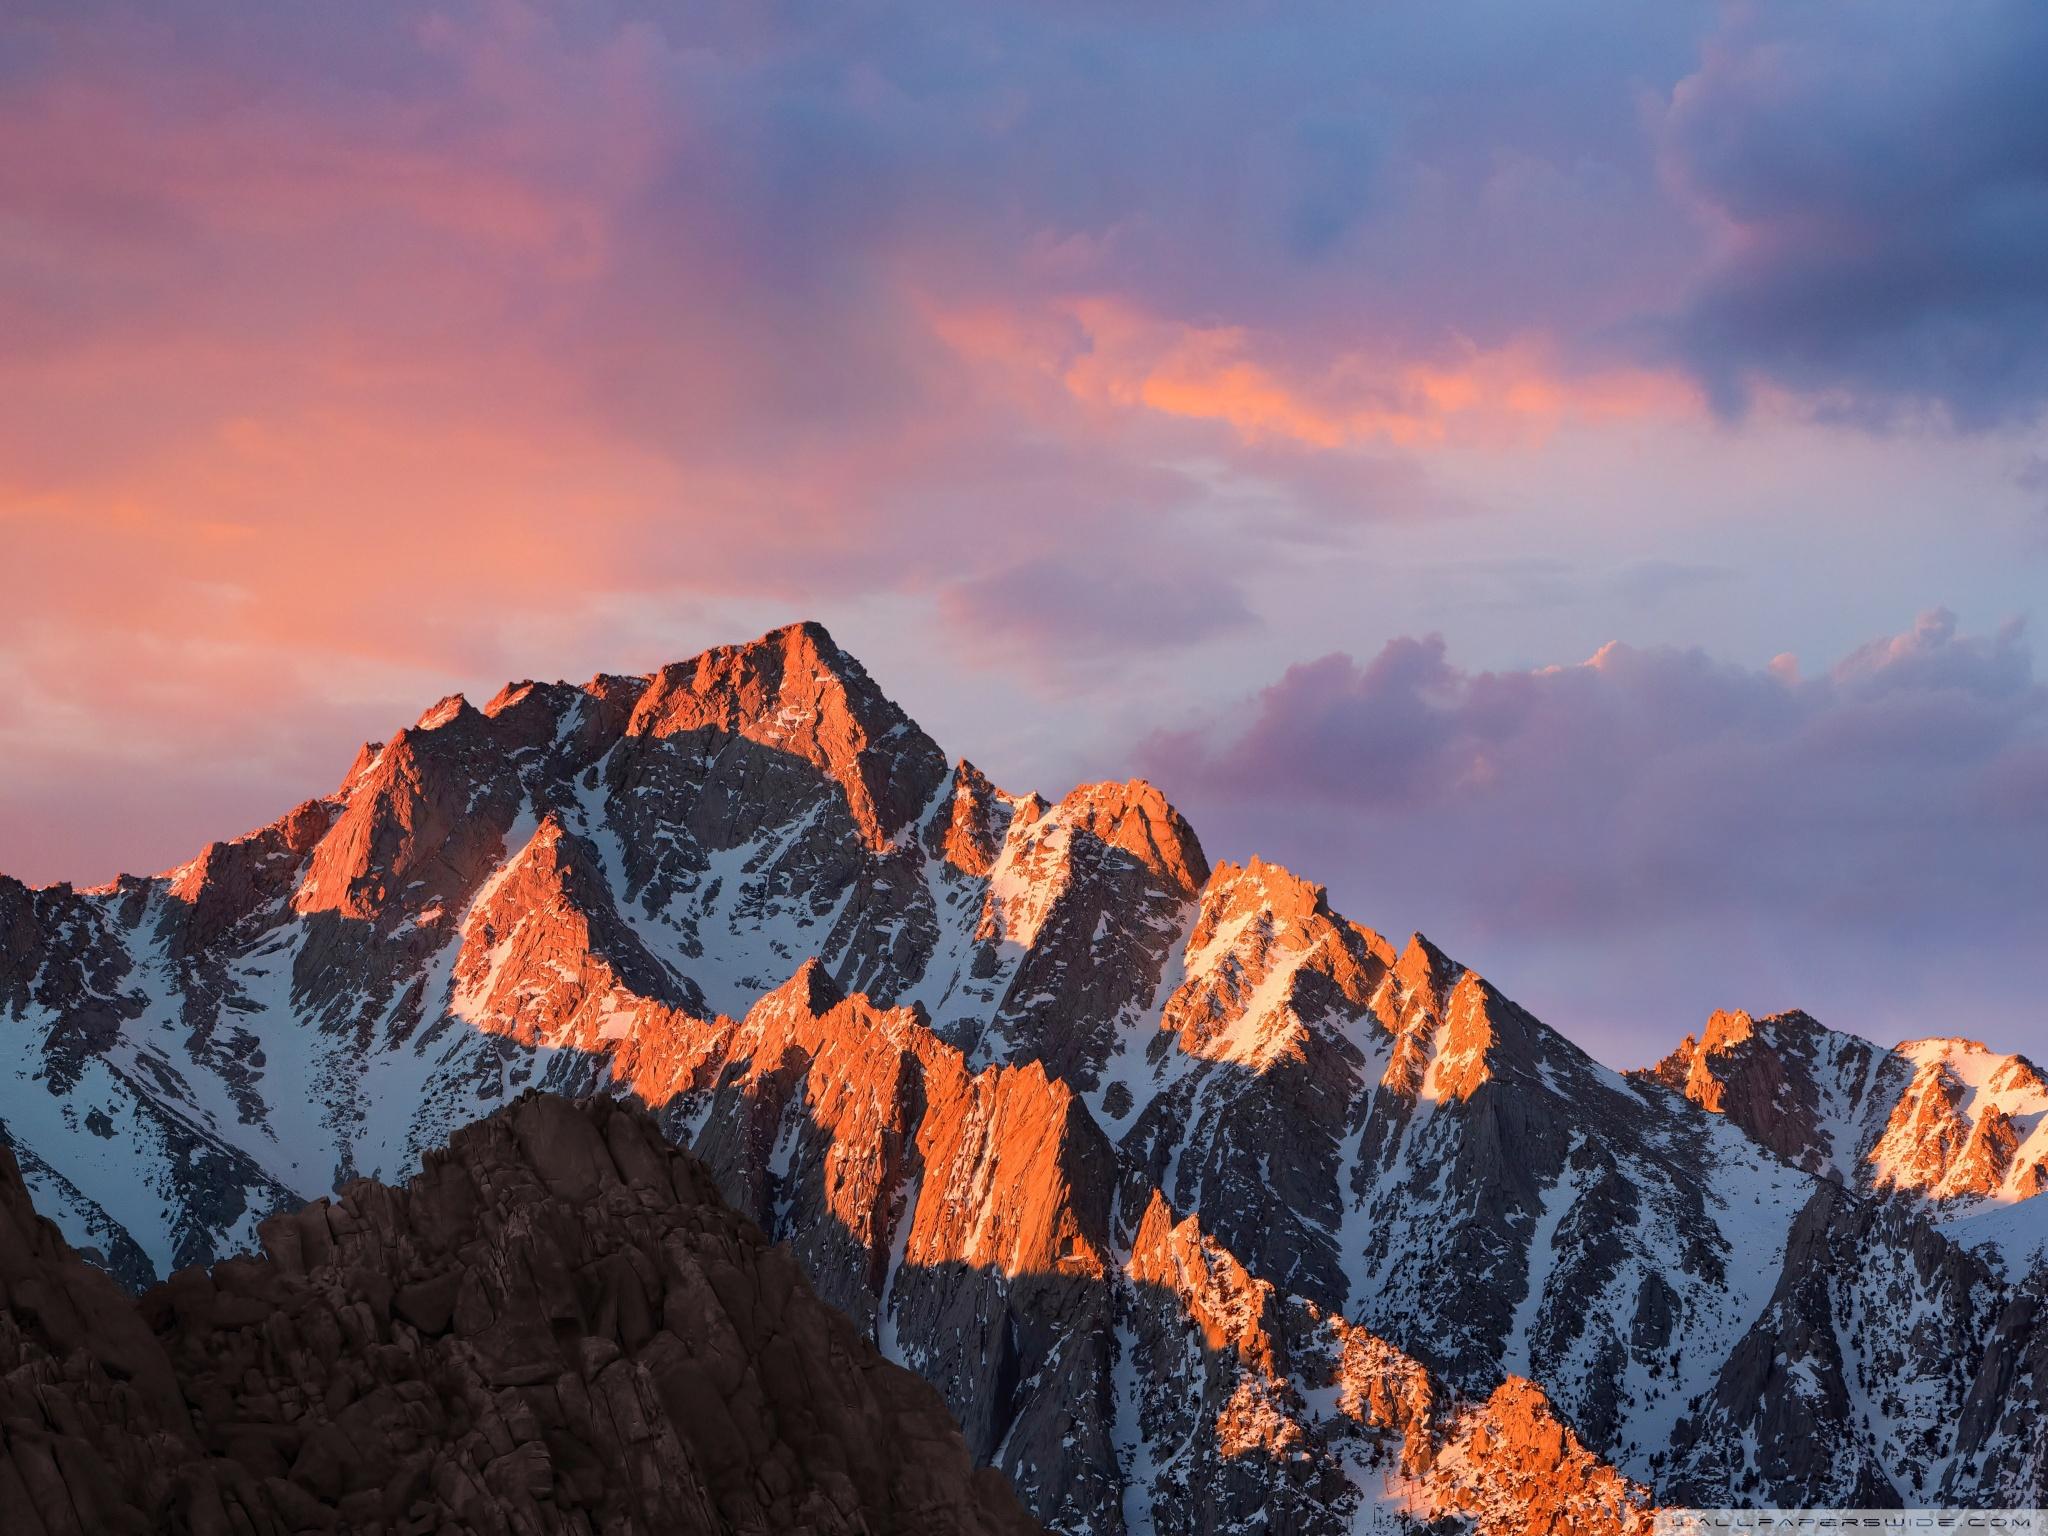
1;621;2042;1529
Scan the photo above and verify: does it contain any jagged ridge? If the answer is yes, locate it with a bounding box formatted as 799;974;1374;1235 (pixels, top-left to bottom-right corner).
4;620;2045;1529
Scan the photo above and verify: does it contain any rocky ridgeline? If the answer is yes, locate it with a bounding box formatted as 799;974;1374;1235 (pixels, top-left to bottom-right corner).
1649;1009;2048;1207
3;621;2046;1528
0;1091;1038;1535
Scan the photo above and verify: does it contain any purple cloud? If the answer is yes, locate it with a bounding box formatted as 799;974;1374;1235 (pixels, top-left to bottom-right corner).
1139;612;2048;1058
1661;2;2048;424
4;0;2046;933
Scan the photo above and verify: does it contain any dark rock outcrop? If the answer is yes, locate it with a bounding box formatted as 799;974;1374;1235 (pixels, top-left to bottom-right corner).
0;1091;1040;1535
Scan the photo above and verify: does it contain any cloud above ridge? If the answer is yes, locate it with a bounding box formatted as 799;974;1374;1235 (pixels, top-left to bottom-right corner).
2;0;2046;1068
1140;611;2048;1055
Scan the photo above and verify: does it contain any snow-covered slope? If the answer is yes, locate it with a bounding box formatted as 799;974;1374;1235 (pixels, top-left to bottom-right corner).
1647;1010;2048;1272
3;620;2044;1528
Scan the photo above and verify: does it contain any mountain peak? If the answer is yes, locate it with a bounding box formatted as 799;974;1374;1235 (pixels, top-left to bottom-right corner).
338;739;385;795
413;692;476;732
1392;930;1460;1000
1871;1037;2048;1201
760;955;849;1021
1048;778;1209;897
1638;1007;2048;1207
626;622;948;849
1896;1036;2044;1083
930;757;1035;877
481;679;553;718
1225;855;1330;922
1164;855;1396;1071
1699;1007;1758;1053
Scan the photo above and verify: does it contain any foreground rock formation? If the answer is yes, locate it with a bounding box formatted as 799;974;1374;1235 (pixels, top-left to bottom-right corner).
0;1090;1038;1535
2;620;2044;1527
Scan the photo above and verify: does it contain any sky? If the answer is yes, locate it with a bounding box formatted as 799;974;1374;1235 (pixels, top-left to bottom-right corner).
1;0;2045;1063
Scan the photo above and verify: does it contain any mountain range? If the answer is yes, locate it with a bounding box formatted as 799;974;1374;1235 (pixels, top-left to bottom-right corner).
3;621;2044;1532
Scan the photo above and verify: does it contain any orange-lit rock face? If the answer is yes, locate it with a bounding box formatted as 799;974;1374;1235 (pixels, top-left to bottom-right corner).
13;620;2048;1532
1048;778;1210;899
294;705;529;922
447;916;1117;1305
1127;1189;1281;1368
1120;1191;1654;1532
1648;1009;2048;1212
695;961;1113;1287
1642;1007;1889;1175
1426;972;1501;1102
906;773;1208;1089
1161;857;1392;1069
160;798;333;956
1431;1377;1655;1536
932;759;1027;879
1321;1314;1437;1473
971;778;1205;957
1947;1105;2022;1197
2015;1156;2048;1199
1867;1042;2048;1202
1370;932;1500;1101
1665;1009;1762;1112
625;621;947;853
1875;1064;1976;1189
448;814;717;1067
1117;1191;1333;1516
1700;1006;1758;1053
1215;1376;1313;1459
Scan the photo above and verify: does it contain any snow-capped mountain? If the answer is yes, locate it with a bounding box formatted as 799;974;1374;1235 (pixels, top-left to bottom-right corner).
2;621;2044;1529
1647;1009;2048;1270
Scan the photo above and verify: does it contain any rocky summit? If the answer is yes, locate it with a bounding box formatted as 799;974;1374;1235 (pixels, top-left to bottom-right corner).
3;621;2046;1531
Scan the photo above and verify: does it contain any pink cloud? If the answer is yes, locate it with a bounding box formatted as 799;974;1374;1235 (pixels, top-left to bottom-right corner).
1;0;2036;985
933;295;1696;451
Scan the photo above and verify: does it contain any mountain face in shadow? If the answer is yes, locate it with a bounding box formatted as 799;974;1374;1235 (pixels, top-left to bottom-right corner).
0;1090;1039;1535
3;620;2045;1528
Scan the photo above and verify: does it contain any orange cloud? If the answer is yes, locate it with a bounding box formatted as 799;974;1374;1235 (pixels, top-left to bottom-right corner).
933;295;1696;451
0;0;1711;891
